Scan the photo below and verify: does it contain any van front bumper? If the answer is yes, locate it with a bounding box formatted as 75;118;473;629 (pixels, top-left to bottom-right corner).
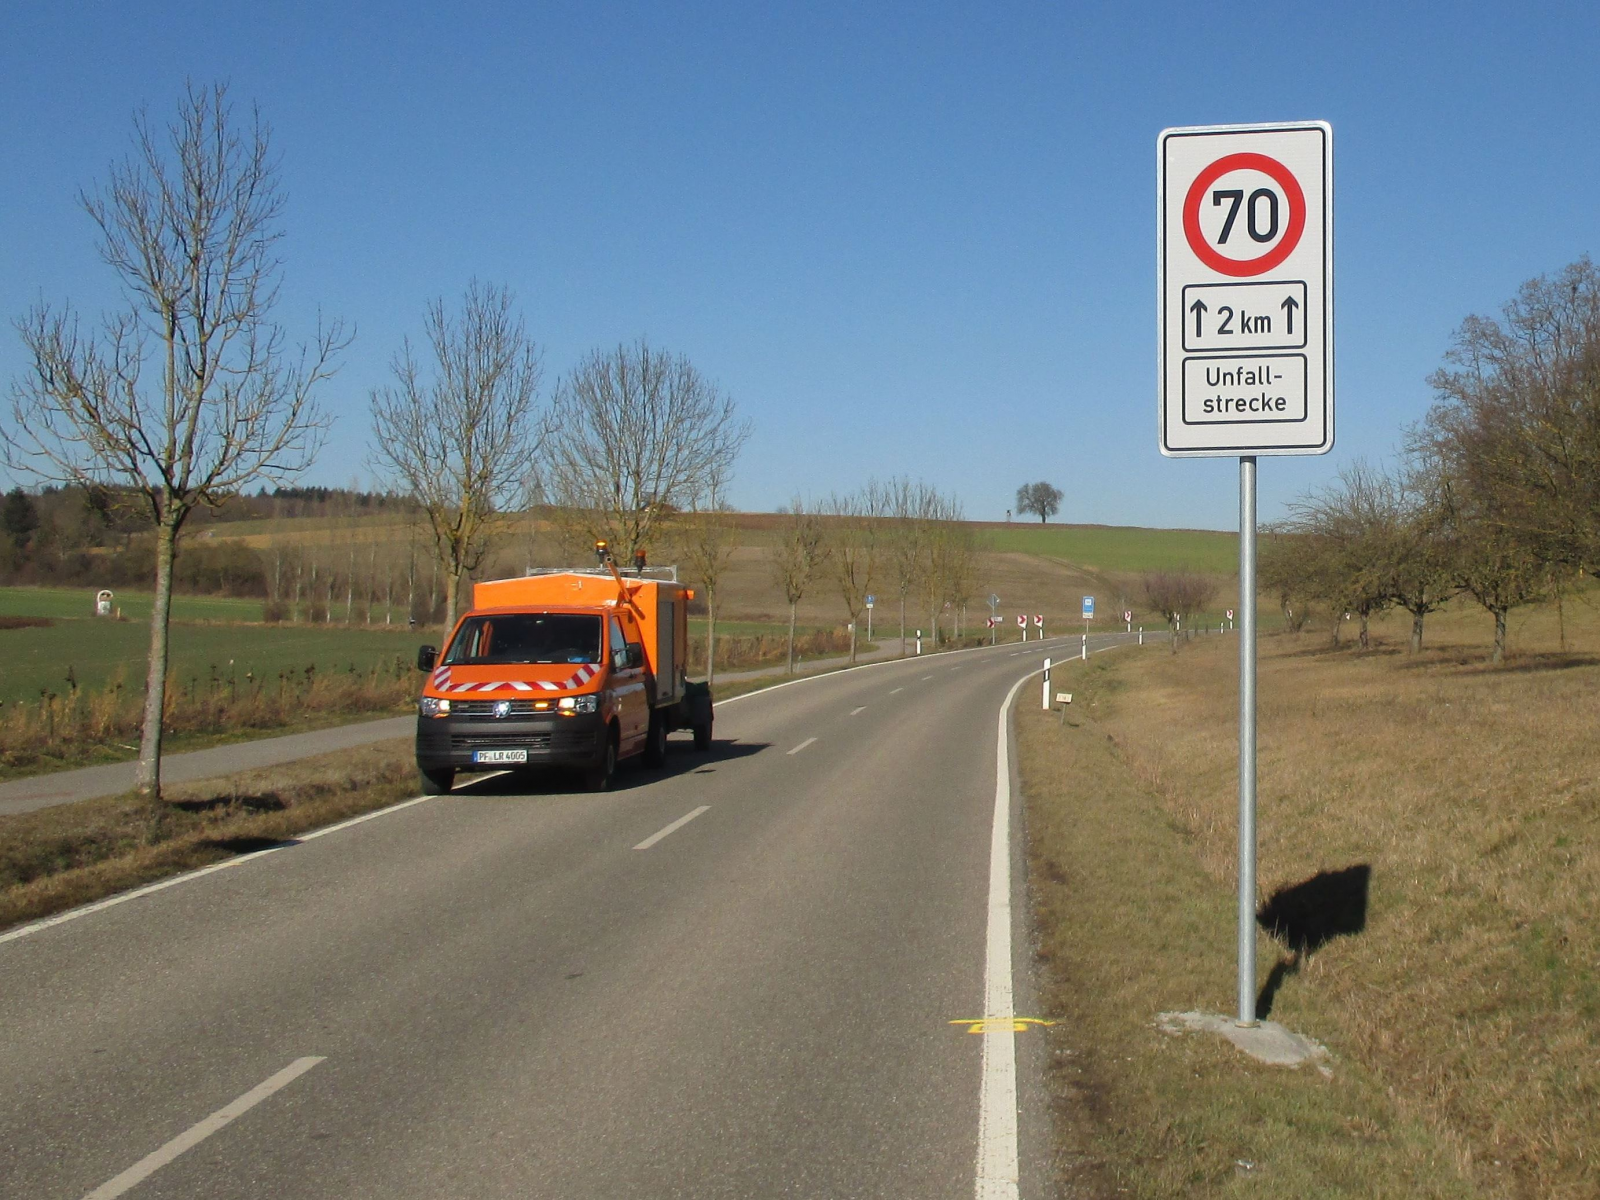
415;710;605;772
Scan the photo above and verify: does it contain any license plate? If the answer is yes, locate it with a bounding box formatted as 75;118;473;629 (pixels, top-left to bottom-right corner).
473;748;528;765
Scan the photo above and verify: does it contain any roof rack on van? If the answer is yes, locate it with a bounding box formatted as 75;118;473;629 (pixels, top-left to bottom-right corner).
525;565;680;583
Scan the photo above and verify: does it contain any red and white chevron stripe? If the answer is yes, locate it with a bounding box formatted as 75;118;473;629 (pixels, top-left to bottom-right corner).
433;663;601;695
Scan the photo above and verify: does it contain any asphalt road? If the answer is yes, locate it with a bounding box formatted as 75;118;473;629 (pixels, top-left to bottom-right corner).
0;633;1133;1199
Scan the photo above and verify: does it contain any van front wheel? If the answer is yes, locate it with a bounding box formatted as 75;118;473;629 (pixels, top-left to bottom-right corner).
585;728;618;792
419;766;454;795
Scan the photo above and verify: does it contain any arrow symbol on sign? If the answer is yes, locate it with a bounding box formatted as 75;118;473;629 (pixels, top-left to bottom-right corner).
1280;294;1299;335
1189;298;1208;339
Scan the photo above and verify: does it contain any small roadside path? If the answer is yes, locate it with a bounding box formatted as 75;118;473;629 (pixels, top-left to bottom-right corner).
0;717;413;818
0;633;1015;818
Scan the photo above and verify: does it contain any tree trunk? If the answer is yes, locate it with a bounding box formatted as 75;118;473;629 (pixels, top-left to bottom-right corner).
1493;609;1507;664
706;596;716;686
1410;609;1424;654
848;611;858;664
445;564;463;632
1358;613;1370;650
786;601;797;674
1169;616;1178;654
1039;512;1046;523
136;518;178;799
899;594;906;657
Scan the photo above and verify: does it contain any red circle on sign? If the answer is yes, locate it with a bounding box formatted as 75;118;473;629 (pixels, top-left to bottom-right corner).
1182;152;1306;277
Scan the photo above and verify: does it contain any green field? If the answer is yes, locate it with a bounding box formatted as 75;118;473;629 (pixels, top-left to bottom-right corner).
0;586;265;623
0;616;424;707
982;523;1237;574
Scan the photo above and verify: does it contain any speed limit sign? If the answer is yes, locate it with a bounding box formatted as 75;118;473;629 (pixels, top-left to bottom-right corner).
1159;122;1331;457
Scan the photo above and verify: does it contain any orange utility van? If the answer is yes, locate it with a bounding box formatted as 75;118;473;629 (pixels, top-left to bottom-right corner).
413;548;713;793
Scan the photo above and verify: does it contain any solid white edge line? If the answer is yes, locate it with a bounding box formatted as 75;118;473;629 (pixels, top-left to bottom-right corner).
633;805;711;850
976;668;1034;1200
82;1056;324;1199
975;642;1132;1199
786;737;817;756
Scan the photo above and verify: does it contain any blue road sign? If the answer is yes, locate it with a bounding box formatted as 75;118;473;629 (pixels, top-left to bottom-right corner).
1082;595;1095;618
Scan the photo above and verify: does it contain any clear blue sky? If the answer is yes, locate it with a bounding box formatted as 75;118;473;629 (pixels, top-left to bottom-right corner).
4;2;1598;530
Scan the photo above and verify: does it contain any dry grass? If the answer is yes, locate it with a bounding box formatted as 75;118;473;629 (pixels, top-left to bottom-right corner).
1022;599;1600;1198
0;741;419;932
0;659;416;778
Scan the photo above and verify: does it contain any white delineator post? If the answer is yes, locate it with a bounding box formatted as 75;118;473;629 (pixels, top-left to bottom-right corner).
1080;631;1086;661
1237;455;1259;1027
1041;658;1051;710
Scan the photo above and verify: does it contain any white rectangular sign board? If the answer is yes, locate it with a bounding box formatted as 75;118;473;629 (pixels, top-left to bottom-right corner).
1158;122;1332;456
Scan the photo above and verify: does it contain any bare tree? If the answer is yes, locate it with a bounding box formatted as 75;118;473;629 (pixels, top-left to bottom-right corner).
4;82;344;799
369;280;544;631
1420;257;1600;575
542;339;748;565
1283;461;1398;649
1141;570;1215;652
769;498;828;673
670;468;738;685
1015;481;1063;524
823;483;883;663
883;477;935;655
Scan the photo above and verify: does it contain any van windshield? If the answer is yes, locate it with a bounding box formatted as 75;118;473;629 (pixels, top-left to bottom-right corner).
442;614;603;666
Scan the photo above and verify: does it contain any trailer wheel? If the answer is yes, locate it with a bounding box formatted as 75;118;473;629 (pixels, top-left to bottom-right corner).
419;766;455;795
693;715;713;752
585;727;618;792
644;713;669;768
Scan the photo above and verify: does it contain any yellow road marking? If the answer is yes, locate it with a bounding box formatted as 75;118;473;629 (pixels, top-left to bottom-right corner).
949;1017;1056;1034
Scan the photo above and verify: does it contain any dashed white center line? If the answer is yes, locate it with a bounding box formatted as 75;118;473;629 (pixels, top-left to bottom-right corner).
633;806;710;850
889;687;904;695
921;674;934;681
83;1057;325;1199
787;737;817;755
849;706;867;716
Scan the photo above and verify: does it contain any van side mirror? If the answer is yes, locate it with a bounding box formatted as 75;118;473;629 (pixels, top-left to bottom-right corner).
627;643;645;669
417;645;437;672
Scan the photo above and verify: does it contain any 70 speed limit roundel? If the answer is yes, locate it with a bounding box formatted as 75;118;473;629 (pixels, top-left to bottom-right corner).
1182;152;1306;277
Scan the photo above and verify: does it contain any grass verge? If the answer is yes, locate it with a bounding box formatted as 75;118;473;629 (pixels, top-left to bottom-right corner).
0;741;418;933
1024;625;1600;1197
1019;652;1475;1197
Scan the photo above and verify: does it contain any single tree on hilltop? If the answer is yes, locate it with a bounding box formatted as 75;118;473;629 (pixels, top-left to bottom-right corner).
1015;481;1063;523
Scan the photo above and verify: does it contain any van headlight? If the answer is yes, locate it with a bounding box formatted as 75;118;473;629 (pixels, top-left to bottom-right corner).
419;697;451;717
558;694;598;714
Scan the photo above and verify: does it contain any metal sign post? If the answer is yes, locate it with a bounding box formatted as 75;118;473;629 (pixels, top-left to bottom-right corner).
1159;121;1333;1028
1237;457;1258;1024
